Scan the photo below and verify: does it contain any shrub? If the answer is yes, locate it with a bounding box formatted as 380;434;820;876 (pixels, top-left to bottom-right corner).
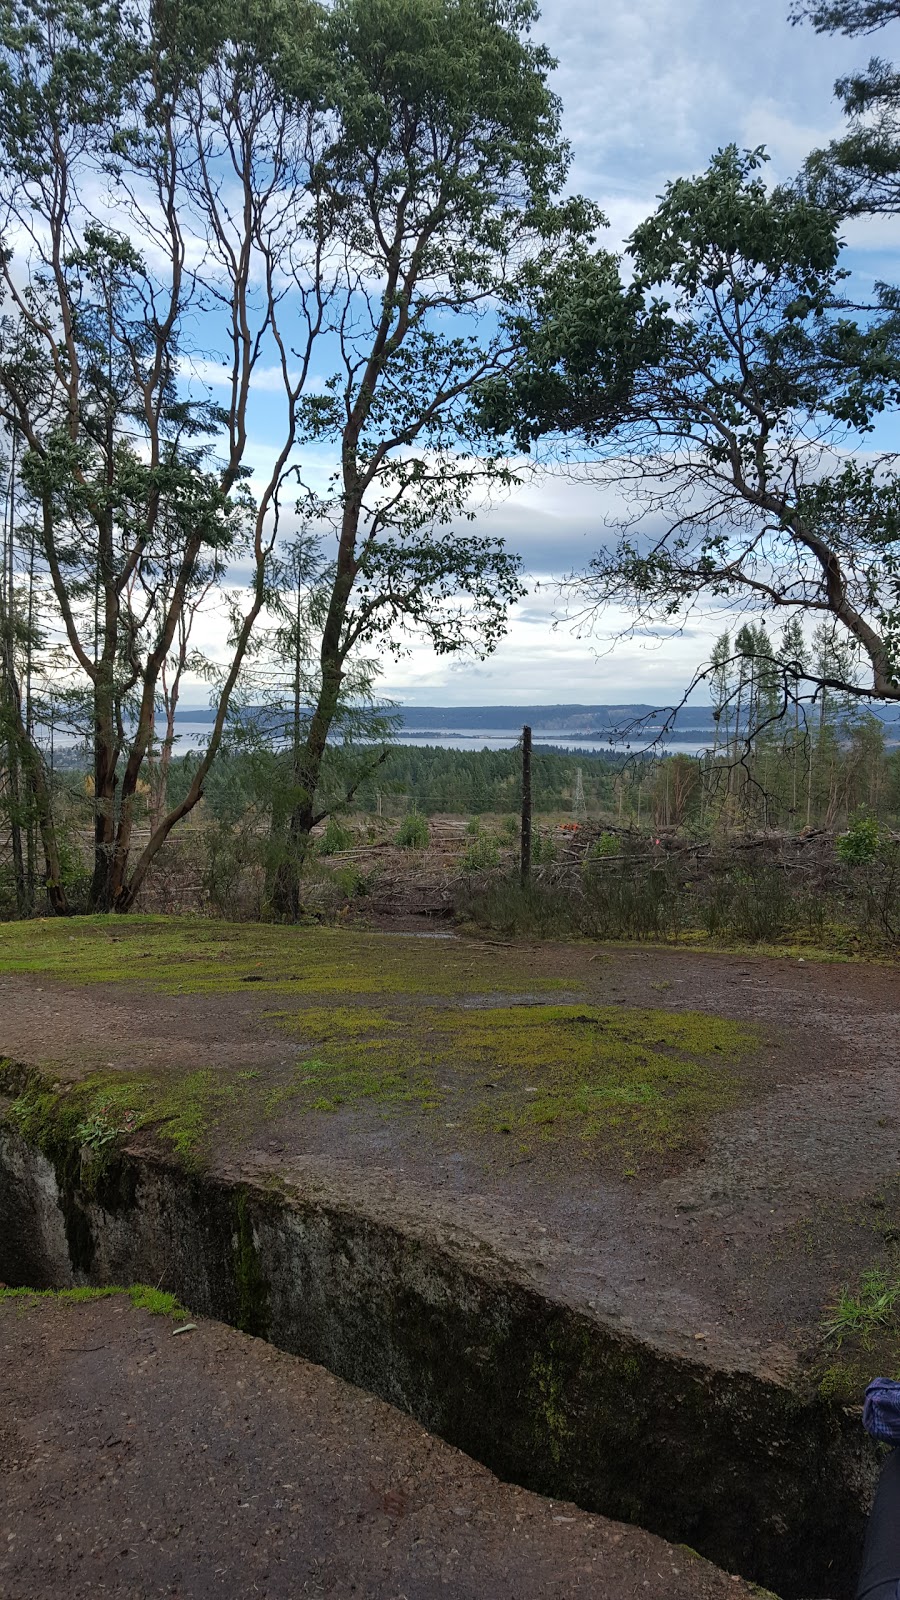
588;831;620;860
723;867;790;943
837;814;881;866
202;820;264;919
319;815;352;855
396;812;429;849
532;829;556;865
462;834;501;872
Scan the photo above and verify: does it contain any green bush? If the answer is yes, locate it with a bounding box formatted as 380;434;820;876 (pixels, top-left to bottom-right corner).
532;829;556;865
395;812;429;849
837;814;881;866
319;815;352;855
462;834;501;872
588;831;620;860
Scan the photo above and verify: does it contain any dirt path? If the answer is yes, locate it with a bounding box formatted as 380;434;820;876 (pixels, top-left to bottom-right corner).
0;1294;760;1600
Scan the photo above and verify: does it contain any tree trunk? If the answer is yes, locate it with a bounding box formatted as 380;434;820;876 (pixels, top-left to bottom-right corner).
270;660;344;919
520;724;532;885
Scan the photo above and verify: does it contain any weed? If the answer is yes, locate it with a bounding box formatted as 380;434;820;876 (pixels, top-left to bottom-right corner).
75;1105;140;1149
822;1268;900;1345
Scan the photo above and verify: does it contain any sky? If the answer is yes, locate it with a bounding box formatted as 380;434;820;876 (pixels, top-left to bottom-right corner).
196;0;900;709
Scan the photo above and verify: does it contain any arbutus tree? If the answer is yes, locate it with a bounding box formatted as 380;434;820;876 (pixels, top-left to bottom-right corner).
478;146;900;730
0;0;314;911
262;0;584;917
0;0;582;915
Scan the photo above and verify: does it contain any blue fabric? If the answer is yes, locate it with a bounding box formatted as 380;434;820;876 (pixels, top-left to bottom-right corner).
864;1379;900;1445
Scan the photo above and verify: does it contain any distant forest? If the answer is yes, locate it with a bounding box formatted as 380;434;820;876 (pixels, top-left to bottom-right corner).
164;713;900;830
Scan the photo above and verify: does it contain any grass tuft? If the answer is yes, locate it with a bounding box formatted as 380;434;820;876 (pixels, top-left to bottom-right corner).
0;1283;187;1317
822;1268;900;1346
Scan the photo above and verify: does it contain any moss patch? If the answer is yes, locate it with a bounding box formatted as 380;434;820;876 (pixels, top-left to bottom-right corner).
0;918;762;1170
0;916;566;998
268;1000;758;1161
3;1061;252;1170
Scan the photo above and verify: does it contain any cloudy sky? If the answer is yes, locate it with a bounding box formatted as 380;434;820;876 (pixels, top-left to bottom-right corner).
204;0;899;708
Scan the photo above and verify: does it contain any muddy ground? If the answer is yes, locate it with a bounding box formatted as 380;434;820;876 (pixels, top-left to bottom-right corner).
0;1293;763;1600
1;919;899;1383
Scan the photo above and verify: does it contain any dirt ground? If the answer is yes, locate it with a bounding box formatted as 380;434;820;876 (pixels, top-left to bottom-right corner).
2;922;900;1379
0;1294;761;1600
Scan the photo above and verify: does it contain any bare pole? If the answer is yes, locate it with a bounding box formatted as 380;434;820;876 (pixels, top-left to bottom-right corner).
520;724;532;885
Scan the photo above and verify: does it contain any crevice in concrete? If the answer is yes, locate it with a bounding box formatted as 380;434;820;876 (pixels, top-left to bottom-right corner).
0;1079;878;1600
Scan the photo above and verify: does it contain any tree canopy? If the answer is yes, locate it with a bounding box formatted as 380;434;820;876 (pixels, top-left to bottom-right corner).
479;145;900;710
0;0;581;912
792;0;900;215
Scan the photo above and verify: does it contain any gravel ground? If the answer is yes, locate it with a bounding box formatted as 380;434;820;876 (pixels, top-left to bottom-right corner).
0;1294;761;1600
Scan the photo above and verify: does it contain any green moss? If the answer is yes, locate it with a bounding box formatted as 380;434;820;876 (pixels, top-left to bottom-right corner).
0;1283;187;1317
529;1349;572;1464
259;1000;758;1161
126;1284;187;1316
0;915;566;999
2;1059;254;1173
234;1189;270;1339
1;922;761;1168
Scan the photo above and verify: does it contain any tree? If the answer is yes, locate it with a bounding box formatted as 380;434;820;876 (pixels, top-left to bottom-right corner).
791;0;900;216
479;146;900;711
0;0;578;915
0;0;311;911
263;0;583;916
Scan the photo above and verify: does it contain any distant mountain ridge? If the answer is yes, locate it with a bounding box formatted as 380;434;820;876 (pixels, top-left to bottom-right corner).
173;700;900;739
395;703;715;733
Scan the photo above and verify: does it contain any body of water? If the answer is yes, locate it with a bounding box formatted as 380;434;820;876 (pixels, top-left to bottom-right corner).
41;719;713;757
165;722;712;756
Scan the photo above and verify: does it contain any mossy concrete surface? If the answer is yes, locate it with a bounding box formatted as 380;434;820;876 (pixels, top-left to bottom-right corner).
3;916;900;1594
0;916;758;1168
0;913;566;996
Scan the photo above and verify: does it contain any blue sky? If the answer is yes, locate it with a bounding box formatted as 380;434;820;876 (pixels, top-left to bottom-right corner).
195;0;900;708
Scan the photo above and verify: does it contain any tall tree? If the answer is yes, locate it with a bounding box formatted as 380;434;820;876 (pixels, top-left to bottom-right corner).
0;0;577;914
0;0;310;910
478;146;900;712
265;0;582;915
